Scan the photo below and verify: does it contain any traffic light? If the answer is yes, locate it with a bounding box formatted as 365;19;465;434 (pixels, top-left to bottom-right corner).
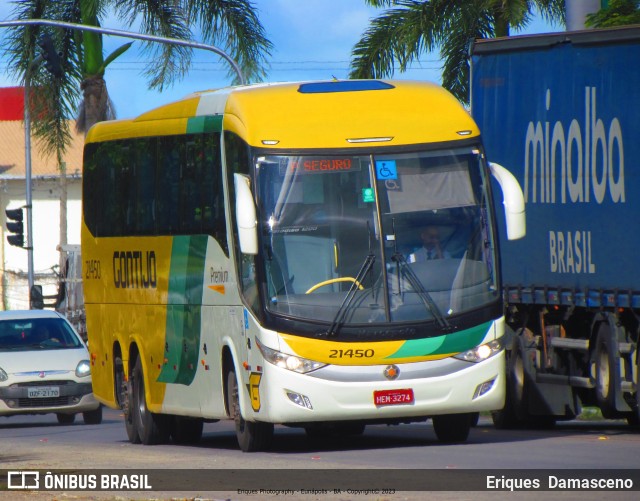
5;208;24;248
37;33;62;78
30;285;45;309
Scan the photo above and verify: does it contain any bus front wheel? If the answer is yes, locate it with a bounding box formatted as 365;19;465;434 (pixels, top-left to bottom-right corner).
132;357;170;445
226;369;274;452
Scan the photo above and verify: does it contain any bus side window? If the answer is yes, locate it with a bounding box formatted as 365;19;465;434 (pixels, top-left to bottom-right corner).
157;138;182;234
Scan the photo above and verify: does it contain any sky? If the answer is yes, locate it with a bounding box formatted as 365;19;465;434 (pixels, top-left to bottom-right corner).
0;0;563;119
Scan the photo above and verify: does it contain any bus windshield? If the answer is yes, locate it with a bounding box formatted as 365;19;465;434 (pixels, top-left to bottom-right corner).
253;146;499;332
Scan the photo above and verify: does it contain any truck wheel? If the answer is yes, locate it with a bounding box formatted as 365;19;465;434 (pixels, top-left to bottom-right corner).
432;413;472;443
226;368;274;452
635;352;640;426
505;335;532;423
171;416;204;444
491;344;520;429
594;323;618;418
132;357;170;445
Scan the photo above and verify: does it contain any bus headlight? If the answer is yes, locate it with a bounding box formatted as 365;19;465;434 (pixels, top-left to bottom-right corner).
453;338;503;363
256;339;326;374
0;367;7;382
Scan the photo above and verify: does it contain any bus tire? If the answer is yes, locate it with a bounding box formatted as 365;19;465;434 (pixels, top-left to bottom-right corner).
171;416;204;444
227;368;274;452
132;357;170;445
594;323;617;418
124;378;141;444
432;413;472;443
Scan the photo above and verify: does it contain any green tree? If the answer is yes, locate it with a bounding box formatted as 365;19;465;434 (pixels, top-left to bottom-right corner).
2;0;271;283
586;0;640;27
349;0;565;103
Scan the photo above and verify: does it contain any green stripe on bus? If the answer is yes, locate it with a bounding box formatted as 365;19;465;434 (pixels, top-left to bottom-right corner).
158;236;207;385
186;115;223;134
385;321;492;359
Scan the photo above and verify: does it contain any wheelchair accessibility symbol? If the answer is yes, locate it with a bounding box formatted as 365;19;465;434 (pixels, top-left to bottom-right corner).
376;160;401;190
375;160;397;180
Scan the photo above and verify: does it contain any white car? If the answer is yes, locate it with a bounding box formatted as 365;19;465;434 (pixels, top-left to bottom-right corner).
0;309;102;424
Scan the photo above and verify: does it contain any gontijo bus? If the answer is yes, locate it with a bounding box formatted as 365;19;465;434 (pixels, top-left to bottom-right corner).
81;79;525;451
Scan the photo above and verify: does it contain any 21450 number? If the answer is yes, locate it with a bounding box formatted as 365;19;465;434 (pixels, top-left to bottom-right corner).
328;348;374;359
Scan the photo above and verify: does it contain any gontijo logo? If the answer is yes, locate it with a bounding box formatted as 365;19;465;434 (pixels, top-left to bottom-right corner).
113;250;157;289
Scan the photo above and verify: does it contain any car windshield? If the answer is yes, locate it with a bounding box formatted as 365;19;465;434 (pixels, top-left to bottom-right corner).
0;318;83;351
252;147;499;331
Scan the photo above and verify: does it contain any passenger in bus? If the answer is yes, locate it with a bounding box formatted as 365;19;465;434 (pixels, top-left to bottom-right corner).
407;225;451;262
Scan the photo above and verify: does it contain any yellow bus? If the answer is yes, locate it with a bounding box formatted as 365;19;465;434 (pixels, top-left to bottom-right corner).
81;80;525;451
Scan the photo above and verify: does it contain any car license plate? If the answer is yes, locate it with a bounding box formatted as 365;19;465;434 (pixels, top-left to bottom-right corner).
27;387;60;398
373;388;414;406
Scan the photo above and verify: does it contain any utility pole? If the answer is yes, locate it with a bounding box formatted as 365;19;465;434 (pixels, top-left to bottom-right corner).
23;55;41;307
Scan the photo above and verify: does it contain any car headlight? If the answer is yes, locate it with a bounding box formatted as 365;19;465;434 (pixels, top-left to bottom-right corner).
453;338;503;363
0;367;7;382
256;338;326;374
75;360;91;378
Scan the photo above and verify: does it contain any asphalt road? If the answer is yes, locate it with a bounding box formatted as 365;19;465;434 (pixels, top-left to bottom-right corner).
1;407;639;501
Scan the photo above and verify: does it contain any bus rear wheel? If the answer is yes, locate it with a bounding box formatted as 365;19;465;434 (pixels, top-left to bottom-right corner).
124;378;141;444
432;413;472;443
132;357;170;445
226;369;273;452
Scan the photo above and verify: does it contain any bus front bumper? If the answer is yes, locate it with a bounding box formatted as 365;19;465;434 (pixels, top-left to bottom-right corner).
245;350;505;424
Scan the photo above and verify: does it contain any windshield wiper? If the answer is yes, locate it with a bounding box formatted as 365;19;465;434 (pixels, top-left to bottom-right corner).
390;219;452;331
325;222;375;337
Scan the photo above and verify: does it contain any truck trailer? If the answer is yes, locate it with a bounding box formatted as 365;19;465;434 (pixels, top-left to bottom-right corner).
471;26;640;427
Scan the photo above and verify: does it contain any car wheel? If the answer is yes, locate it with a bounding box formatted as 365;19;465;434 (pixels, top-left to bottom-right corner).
83;404;103;425
56;413;76;425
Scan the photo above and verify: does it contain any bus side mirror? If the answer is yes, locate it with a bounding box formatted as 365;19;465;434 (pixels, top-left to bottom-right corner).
489;162;526;240
234;173;258;254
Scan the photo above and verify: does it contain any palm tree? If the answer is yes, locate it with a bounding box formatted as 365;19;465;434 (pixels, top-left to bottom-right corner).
586;0;640;27
2;0;271;294
349;0;565;103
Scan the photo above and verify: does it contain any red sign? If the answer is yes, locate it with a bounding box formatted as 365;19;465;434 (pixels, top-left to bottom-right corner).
373;388;414;406
280;158;361;175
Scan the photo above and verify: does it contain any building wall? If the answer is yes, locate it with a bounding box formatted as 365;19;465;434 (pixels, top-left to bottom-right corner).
1;176;82;309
